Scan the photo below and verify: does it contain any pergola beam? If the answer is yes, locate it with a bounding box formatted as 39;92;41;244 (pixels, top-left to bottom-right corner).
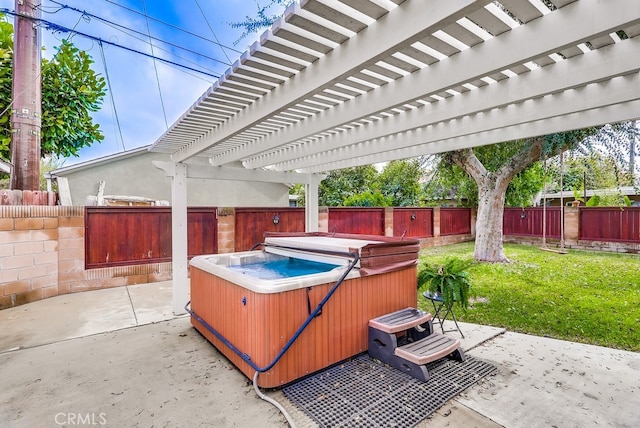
248;37;640;170
153;161;317;184
299;96;640;173
170;0;487;163
299;73;640;173
214;0;640;167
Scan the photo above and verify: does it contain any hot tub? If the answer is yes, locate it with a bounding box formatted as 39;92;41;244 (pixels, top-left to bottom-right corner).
188;232;420;388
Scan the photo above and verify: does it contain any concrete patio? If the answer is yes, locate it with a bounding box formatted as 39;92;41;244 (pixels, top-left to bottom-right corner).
1;281;638;427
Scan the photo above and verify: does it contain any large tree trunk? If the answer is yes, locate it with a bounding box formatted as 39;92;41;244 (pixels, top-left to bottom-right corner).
474;176;509;262
451;142;543;263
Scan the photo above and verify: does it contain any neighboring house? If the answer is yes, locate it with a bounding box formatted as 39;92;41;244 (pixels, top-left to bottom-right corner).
0;158;11;175
50;146;291;207
542;186;640;207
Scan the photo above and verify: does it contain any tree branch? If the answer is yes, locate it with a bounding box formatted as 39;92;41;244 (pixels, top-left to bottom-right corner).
450;148;488;184
495;138;544;187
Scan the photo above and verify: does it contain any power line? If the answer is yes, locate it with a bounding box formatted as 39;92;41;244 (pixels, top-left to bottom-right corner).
0;8;222;79
96;19;221;79
193;0;232;65
46;1;232;68
98;0;243;55
141;0;169;129
98;40;126;152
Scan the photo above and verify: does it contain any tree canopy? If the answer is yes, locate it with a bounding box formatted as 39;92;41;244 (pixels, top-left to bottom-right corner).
316;160;424;207
444;124;637;262
318;165;378;206
424;141;547;207
40;40;106;158
0;14;106;172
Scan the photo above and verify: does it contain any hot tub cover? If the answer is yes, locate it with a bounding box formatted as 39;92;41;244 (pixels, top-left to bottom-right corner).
264;232;420;276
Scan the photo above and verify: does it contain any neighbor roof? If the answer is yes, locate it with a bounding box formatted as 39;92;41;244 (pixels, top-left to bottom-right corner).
51;146;152;176
545;186;640;199
149;0;640;174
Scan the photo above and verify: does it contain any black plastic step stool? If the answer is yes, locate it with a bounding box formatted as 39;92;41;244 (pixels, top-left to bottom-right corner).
368;307;465;382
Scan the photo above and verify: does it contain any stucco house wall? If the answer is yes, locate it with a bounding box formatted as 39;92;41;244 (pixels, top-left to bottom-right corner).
51;147;290;207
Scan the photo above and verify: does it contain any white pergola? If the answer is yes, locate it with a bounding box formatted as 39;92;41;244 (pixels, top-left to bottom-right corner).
149;0;640;314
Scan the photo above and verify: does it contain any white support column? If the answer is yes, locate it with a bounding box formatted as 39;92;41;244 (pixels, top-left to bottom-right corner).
305;174;321;232
171;162;189;315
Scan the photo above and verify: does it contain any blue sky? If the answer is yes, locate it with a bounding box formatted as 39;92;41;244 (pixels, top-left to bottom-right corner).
0;0;287;165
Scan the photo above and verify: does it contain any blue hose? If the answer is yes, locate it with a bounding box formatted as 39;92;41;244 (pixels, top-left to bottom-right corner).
185;251;360;373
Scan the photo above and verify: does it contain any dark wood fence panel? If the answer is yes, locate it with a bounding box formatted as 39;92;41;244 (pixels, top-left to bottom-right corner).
503;207;561;238
393;208;433;238
440;208;471;236
188;208;219;256
328;207;385;236
85;207;217;269
234;207;306;251
580;207;640;242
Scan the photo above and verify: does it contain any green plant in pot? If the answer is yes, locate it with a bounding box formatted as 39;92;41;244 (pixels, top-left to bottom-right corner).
417;257;474;310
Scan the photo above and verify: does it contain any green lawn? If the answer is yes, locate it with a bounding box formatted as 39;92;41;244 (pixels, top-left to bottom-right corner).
417;243;640;352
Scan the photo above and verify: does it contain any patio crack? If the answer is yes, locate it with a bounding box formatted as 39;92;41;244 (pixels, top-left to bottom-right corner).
126;286;139;325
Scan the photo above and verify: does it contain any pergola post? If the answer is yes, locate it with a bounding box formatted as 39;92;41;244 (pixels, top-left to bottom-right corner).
305;174;321;232
171;162;189;315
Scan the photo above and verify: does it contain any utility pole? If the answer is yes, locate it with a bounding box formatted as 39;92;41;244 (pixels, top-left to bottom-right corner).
10;0;41;191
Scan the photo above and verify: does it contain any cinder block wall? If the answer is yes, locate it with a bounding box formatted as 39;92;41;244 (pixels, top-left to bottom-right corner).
0;206;171;310
0;206;60;308
216;207;235;254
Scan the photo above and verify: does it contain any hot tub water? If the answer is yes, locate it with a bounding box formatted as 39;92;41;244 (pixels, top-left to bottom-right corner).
228;257;340;279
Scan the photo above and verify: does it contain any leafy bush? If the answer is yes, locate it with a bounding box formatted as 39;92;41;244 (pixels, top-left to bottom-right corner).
417;257;474;309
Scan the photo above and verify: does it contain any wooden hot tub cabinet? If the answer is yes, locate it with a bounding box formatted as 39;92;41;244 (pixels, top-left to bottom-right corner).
189;233;420;388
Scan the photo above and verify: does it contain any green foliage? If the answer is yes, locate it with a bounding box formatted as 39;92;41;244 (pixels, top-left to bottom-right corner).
0;15;12;160
417;257;474;310
376;159;423;206
289;183;305;206
425;141;545;207
319;161;425;207
585;195;600;206
40;39;106;158
425;123;638;210
229;0;295;44
418;243;640;351
318;165;379;206
343;189;391;207
39;155;64;191
423;164;477;206
474;139;531;171
0;17;106;164
505;162;544;207
540;128;599;158
547;152;634;194
586;193;632;207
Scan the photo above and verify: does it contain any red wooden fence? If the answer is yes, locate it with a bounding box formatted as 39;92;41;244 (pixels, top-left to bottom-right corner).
503;207;562;238
393;207;433;238
85;207;217;269
440;208;471;236
580;207;640;242
327;207;385;236
83;206;640;270
234;207;306;251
